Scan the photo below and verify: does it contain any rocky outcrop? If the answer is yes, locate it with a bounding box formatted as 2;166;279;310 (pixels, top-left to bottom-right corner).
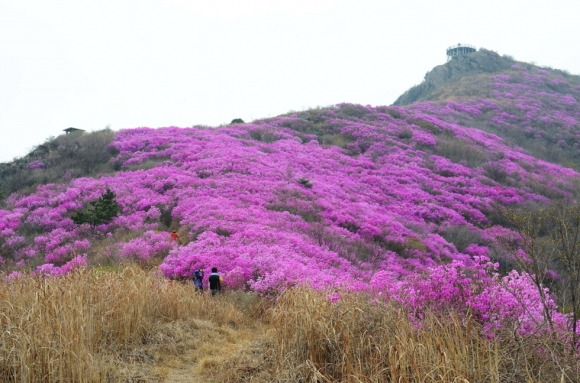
393;49;516;106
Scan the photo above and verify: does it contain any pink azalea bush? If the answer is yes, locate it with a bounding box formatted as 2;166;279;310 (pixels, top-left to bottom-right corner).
117;230;176;260
35;255;88;276
372;246;567;337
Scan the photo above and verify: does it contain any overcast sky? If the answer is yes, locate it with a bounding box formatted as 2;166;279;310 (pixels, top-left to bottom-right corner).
1;0;579;163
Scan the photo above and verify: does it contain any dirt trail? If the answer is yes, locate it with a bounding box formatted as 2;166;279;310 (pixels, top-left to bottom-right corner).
155;322;269;383
160;349;204;383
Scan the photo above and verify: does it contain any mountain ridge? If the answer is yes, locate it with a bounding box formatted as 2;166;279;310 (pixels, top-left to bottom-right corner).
394;48;517;105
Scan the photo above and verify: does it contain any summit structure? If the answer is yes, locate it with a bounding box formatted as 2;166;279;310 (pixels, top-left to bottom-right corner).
446;43;476;61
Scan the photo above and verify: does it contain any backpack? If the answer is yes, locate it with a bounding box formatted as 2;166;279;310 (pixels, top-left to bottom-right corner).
194;269;203;279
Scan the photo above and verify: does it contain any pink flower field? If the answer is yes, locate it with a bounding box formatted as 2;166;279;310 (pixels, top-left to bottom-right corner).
1;57;580;336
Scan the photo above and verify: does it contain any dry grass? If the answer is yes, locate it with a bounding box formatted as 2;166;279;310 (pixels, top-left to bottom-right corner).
268;288;580;383
0;268;578;382
0;266;263;382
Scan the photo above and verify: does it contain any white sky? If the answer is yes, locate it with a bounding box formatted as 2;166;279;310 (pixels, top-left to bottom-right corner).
1;0;579;163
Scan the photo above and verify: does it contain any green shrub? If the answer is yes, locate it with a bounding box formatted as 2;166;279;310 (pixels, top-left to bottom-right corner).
483;165;508;184
408;118;439;133
306;224;383;265
267;203;321;223
385;108;403;119
297;178;313;188
320;133;353;148
249;129;279;143
72;188;120;227
339;221;360;233
397;129;413;139
435;136;488;168
405;236;427;252
215;228;232;237
373;235;406;255
441;225;482;252
337;104;371;119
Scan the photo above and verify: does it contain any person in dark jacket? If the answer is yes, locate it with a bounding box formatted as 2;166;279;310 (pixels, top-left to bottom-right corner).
193;269;204;292
208;267;222;295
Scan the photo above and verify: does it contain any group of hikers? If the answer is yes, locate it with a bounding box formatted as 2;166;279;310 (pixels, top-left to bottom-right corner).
170;231;222;295
193;267;222;295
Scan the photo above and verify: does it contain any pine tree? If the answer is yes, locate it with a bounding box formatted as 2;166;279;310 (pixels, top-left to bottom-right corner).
72;188;120;226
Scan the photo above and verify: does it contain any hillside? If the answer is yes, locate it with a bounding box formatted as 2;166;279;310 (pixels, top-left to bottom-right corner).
395;48;580;169
394;49;517;105
0;129;118;201
1;50;580;334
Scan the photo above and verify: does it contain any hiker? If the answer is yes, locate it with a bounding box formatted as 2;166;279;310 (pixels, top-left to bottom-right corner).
193;269;204;292
170;230;180;243
208;267;223;296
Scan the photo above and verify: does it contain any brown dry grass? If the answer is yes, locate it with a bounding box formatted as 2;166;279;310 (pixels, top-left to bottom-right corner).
0;267;578;382
268;288;580;383
0;266;265;382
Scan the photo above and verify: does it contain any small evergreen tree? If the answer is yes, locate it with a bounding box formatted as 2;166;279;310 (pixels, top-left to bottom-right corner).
72;188;120;226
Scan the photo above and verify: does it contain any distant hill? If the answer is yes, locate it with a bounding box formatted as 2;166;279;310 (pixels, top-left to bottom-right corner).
0;129;118;201
394;48;580;169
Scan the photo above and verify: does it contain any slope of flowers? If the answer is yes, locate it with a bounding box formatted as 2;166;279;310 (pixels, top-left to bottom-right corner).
1;65;579;334
407;64;580;171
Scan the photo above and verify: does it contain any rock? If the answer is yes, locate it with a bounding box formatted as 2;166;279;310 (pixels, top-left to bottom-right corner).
393;49;515;106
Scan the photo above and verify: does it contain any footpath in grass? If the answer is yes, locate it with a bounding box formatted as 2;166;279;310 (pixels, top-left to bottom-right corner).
0;267;272;383
150;320;267;383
